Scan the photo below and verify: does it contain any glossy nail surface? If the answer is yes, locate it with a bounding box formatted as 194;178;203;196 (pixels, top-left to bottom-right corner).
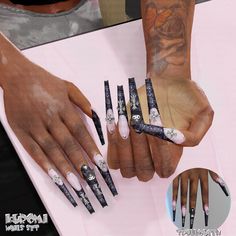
204;205;209;227
94;154;118;196
189;208;195;229
145;78;162;126
172;201;176;221
66;172;94;213
129;78;144;131
216;177;229;196
117;85;129;139
105;81;115;134
81;164;108;207
92;109;105;145
48;169;77;207
182;206;186;228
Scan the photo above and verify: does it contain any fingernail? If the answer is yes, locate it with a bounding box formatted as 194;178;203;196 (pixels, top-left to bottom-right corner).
216;177;229;196
117;85;130;139
66;172;95;214
129;78;144;130
94;154;118;196
164;128;185;144
48;169;77;207
104;81;115;134
91;109;105;145
204;205;209;227
145;78;162;126
189;208;195;229
172;200;176;221
181;206;186;228
81;164;108;207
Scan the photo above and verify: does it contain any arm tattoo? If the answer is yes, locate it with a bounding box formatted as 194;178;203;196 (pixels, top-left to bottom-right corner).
143;0;192;76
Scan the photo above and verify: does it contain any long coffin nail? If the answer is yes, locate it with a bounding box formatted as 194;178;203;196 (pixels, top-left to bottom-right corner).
182;206;186;228
129;78;144;132
117;85;130;139
48;169;77;207
172;201;176;221
104;81;116;134
190;208;195;229
216;177;229;196
91;109;105;145
204;205;209;227
66;172;95;214
81;164;108;207
94;154;118;196
145;78;162;126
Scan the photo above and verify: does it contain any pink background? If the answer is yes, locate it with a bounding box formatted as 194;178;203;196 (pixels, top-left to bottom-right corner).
0;0;235;235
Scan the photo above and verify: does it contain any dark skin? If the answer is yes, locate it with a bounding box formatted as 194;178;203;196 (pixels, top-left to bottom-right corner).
107;0;213;180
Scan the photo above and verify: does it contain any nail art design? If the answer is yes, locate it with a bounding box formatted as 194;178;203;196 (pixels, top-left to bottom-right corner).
91;109;105;145
117;85;130;139
81;165;108;207
145;78;162;126
204;205;209;227
104;81;115;134
66;172;95;214
216;177;229;196
181;206;186;228
94;154;118;196
189;208;195;229
48;169;77;207
129;78;144;132
172;200;176;222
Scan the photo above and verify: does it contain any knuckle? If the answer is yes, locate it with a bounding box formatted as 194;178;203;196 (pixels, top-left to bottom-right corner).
137;173;154;182
158;166;176;178
41;138;57;153
120;168;136;179
63;138;79;155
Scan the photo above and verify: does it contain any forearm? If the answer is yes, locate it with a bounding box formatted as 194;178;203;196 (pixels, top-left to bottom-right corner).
141;0;195;80
0;32;38;88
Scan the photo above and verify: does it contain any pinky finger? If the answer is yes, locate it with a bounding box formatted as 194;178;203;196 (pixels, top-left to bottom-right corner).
209;171;229;197
18;132;77;207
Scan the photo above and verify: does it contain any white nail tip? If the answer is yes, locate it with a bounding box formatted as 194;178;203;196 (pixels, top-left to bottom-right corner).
164;128;185;144
118;115;130;139
94;154;108;172
66;172;82;191
48;169;63;186
106;109;115;134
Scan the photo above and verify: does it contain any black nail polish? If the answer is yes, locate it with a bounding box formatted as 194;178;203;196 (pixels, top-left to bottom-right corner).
134;123;173;143
105;80;115;134
128;78;144;132
218;184;229;197
190;208;195;229
91;110;105;145
182;215;186;228
172;210;176;222
204;211;209;227
73;188;95;214
117;85;128;120
81;165;108;207
145;78;160;112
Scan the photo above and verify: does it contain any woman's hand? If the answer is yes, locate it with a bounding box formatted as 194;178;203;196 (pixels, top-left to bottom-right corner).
0;33;117;211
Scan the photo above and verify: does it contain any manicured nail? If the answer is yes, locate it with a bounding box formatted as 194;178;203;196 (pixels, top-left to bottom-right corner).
81;164;108;207
94;154;118;196
172;200;176;221
164;128;185;144
104;81;115;134
66;172;95;214
91;109;105;145
145;78;162;126
48;169;77;207
117;85;129;139
129;78;144;131
204;205;209;227
190;208;195;229
216;177;229;196
181;206;186;228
